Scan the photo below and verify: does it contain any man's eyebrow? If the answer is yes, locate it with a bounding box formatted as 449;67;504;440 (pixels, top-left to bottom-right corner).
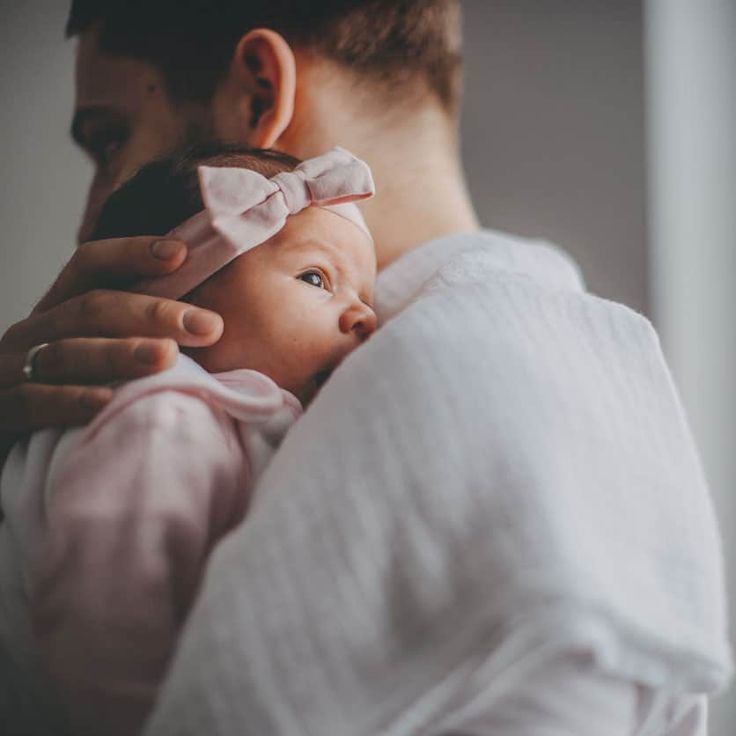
70;106;125;149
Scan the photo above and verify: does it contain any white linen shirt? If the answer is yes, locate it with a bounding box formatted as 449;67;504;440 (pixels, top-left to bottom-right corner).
137;229;729;736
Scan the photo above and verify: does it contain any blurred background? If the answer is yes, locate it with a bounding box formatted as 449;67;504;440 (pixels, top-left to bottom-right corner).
0;1;733;731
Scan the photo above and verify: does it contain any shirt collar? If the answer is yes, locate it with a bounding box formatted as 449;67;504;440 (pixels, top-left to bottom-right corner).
375;229;585;323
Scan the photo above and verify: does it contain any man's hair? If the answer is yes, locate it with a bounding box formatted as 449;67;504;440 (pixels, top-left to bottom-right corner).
67;0;462;113
90;144;301;242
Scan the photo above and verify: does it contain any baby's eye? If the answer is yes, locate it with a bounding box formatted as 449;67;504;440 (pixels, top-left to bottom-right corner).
298;270;325;289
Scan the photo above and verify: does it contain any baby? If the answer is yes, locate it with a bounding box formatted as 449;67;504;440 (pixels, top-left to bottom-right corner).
0;146;376;736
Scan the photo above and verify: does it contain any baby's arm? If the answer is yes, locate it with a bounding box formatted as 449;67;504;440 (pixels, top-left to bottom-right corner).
30;390;248;736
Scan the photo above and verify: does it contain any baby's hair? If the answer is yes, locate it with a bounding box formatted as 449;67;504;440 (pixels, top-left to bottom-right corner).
90;143;302;242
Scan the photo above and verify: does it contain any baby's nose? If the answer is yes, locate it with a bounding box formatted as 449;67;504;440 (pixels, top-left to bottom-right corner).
339;302;377;341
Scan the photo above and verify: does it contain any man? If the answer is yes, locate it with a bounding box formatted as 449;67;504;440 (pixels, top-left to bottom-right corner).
0;1;730;734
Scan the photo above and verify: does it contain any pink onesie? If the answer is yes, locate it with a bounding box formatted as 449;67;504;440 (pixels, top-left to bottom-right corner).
0;355;300;735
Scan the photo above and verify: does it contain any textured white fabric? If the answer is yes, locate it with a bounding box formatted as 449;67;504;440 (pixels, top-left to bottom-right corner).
143;230;732;736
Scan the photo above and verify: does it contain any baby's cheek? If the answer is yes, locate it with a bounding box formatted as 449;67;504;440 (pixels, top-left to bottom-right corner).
184;316;258;374
275;332;326;377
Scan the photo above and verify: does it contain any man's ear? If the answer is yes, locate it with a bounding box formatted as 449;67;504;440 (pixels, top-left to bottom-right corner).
227;29;297;148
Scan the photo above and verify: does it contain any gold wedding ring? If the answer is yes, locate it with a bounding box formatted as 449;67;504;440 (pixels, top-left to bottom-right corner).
22;343;49;382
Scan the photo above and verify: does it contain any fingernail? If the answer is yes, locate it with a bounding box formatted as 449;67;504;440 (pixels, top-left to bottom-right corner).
134;341;162;364
183;309;222;336
151;239;183;260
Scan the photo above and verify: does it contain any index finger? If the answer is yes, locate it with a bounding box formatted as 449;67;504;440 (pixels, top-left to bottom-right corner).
34;236;187;314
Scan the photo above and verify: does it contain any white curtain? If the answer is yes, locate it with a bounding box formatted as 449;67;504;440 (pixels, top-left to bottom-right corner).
645;2;736;733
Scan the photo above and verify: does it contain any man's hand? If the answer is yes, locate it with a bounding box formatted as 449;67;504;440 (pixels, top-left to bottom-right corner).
0;236;224;457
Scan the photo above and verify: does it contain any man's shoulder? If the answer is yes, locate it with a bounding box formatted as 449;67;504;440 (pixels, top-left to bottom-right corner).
349;234;670;442
432;229;586;295
327;226;670;445
377;227;654;358
376;232;660;381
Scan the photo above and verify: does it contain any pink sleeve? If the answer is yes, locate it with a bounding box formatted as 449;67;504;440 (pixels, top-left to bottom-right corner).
30;390;249;736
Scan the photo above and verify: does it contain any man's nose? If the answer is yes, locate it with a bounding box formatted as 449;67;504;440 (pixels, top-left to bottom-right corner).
77;176;112;245
339;302;377;341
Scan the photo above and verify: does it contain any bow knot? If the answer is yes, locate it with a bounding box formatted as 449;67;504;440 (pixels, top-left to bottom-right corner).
202;146;374;229
271;169;311;214
136;147;374;300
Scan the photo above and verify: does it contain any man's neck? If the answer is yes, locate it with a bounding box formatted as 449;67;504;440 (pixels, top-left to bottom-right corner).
358;128;480;271
283;82;480;271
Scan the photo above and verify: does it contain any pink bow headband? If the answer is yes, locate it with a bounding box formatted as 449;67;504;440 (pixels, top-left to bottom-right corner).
136;147;374;299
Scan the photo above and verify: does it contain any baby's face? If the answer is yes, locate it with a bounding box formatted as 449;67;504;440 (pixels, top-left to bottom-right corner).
188;207;377;403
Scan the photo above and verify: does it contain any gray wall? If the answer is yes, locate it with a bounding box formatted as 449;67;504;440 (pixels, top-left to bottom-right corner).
0;0;91;331
461;0;648;314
